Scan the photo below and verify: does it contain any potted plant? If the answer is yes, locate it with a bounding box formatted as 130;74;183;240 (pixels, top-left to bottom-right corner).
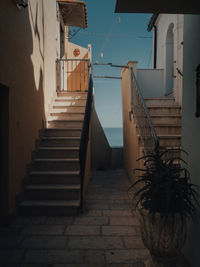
128;145;200;267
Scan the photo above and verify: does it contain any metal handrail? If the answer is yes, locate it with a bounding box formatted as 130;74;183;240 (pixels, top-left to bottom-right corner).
56;58;91;92
79;74;93;210
130;67;159;151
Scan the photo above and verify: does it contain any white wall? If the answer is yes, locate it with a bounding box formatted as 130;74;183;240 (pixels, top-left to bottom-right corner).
43;0;58;115
137;69;165;97
154;14;183;103
182;15;200;267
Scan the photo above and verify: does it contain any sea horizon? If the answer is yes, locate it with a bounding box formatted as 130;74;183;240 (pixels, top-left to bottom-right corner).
103;127;123;147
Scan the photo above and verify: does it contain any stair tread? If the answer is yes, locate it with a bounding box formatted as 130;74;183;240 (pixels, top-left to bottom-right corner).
145;97;175;100
147;105;181;108
30;170;80;175
138;134;181;138
34;158;79;162
42;136;80;139
151;114;182;117
38;147;79;150
44;128;82;131
20;200;80;207
47;119;84;122
25;184;81;190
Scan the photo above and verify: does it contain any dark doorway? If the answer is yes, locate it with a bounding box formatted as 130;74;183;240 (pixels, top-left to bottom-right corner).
0;83;9;224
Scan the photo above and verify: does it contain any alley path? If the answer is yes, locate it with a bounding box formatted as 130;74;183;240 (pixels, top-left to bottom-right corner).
0;169;150;266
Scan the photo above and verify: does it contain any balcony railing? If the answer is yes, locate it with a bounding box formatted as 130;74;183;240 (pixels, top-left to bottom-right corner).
130;67;159;153
56;58;91;92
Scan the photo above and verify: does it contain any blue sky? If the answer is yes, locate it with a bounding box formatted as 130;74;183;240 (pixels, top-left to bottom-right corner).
71;0;152;127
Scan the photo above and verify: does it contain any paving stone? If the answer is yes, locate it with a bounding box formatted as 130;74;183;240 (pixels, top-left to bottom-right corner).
20;236;67;249
123;237;145;249
0;225;25;236
103;210;133;217
84;250;105;264
65;225;100;235
0;235;23;248
12;216;46;225
110;217;139;226
46;217;74;225
23;250;84;263
106;249;150;263
74;216;108;225
21;225;65;235
102;226;136;236
80;210;102;216
0;249;25;263
67;236;124;249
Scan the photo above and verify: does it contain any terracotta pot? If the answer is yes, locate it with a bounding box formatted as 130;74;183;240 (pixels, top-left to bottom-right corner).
139;209;187;267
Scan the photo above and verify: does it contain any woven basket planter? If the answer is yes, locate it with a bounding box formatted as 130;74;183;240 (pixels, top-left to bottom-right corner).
139;209;187;267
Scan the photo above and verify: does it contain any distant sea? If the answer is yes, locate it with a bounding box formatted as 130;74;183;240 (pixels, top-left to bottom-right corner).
104;128;123;147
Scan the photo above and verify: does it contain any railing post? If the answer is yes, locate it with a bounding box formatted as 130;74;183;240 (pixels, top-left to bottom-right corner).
128;61;138;118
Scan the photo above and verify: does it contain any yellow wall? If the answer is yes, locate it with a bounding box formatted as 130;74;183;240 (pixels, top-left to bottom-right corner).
0;0;58;214
121;63;143;183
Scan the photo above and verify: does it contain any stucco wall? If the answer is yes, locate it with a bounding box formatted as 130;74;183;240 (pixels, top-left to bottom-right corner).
0;0;58;214
137;69;165;97
181;15;200;267
153;14;183;103
121;63;143;183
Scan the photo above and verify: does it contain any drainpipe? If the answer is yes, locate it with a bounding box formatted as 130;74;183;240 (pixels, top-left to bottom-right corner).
153;24;157;69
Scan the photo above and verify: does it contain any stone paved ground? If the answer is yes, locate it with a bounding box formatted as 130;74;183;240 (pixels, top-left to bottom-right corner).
0;169;150;267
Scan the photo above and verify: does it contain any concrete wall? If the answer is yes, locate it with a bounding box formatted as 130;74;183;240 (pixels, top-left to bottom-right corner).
153;14;183;103
137;69;165;97
91;106;112;170
181;15;200;267
0;0;58;215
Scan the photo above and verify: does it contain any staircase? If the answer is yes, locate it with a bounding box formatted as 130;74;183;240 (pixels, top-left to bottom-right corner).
19;91;87;216
142;97;182;156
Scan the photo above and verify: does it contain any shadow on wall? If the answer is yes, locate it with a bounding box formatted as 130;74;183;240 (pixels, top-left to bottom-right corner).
91;107;124;170
0;0;46;215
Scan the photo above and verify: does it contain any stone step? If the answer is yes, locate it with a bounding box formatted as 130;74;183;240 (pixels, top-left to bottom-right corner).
40;136;80;147
28;170;81;185
47;120;83;129
49;106;85;113
35;147;79;158
32;158;80;171
153;124;181;135
151;115;181;124
48;114;84;121
148;106;181;115
55;94;87;102
24;184;80;201
158;135;181;147
136;124;181;135
57;91;87;98
43;128;82;137
145;98;175;105
139;135;181;147
53;100;86;107
19;200;80;216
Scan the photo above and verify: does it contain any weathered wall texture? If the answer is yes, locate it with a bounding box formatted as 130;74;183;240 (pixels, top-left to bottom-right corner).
0;0;58;214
